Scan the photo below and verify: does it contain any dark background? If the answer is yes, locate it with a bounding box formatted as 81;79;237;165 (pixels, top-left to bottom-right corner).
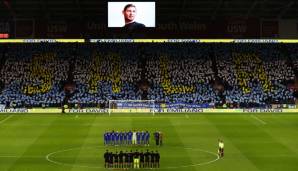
0;0;298;38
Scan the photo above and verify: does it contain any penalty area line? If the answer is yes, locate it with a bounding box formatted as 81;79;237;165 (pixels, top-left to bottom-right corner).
250;115;267;125
0;115;13;124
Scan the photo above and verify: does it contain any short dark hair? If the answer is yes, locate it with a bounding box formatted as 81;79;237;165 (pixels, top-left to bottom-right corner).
123;4;136;11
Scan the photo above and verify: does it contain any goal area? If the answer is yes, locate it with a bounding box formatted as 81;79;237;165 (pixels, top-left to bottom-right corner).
108;100;155;115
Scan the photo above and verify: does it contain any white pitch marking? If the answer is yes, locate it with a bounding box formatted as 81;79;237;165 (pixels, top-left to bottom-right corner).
0;155;42;158
0;115;13;124
251;115;267;125
45;145;220;169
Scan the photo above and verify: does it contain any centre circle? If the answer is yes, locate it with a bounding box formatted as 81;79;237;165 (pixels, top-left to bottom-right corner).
46;146;219;169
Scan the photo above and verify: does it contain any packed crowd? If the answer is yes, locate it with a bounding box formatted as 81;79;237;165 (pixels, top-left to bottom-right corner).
69;44;142;107
0;43;296;108
0;44;68;107
144;44;218;105
215;44;295;107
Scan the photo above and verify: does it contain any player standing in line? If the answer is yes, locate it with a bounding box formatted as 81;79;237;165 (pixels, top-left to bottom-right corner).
123;131;128;145
111;131;115;146
155;150;160;168
128;130;133;145
144;149;150;168
124;150;129;168
119;150;124;168
115;131;120;146
114;151;119;168
143;131;147;145
119;131;124;146
145;131;150;146
132;130;137;145
137;131;141;145
107;132;111;146
129;150;134;168
108;151;113;168
133;150;140;169
150;150;155;168
104;150;109;168
140;150;145;168
139;131;144;145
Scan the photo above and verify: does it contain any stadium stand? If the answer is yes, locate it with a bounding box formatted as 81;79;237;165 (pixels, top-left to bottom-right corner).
0;43;296;108
0;44;68;107
215;44;295;108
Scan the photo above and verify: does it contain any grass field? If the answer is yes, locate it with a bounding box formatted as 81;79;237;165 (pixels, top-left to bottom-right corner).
0;113;298;171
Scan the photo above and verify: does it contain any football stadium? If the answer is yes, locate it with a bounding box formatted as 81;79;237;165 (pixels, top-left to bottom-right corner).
1;0;298;171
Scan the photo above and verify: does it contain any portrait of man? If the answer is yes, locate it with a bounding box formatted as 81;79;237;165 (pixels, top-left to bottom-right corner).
122;4;146;30
108;2;155;28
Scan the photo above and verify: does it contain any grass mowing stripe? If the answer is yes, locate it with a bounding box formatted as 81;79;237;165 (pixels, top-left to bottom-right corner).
136;118;197;171
0;115;57;171
260;115;298;159
206;114;297;171
7;115;97;171
49;115;98;171
69;115;102;171
6;115;59;171
169;117;211;171
202;114;261;171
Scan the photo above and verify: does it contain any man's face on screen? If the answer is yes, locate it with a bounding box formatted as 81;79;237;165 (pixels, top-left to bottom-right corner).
123;6;136;22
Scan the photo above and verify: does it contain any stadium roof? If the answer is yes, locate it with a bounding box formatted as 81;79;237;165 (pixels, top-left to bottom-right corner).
1;0;298;20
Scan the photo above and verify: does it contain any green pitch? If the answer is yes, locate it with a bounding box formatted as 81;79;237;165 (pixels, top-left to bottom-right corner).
0;113;298;171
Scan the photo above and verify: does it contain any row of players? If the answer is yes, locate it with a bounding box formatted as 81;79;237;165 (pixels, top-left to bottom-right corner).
104;130;164;146
104;150;160;169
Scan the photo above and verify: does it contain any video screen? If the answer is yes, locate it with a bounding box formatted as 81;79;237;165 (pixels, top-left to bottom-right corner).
108;2;155;28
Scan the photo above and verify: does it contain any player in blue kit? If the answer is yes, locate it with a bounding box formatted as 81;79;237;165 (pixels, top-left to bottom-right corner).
107;132;112;145
119;131;124;145
128;130;133;145
136;131;141;145
115;131;119;146
111;131;115;145
145;131;150;146
141;131;146;145
104;131;107;146
123;131;128;145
